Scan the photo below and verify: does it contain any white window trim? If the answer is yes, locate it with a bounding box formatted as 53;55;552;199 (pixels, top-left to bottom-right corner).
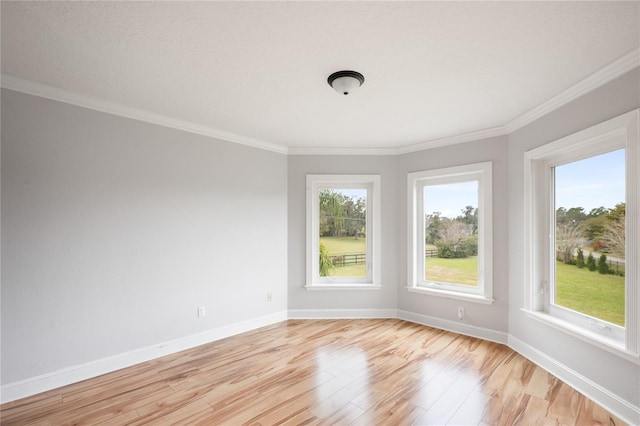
407;162;493;304
305;174;381;290
523;109;640;361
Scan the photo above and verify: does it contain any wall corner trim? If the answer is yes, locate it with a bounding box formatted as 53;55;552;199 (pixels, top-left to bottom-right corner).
0;311;288;404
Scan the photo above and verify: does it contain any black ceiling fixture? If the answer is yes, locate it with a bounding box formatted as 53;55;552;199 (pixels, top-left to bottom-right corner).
327;70;365;95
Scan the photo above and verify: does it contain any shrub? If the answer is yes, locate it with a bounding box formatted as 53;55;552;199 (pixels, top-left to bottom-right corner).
435;241;466;258
319;243;334;276
465;235;478;256
586;253;596;271
597;254;609;275
576;248;585;268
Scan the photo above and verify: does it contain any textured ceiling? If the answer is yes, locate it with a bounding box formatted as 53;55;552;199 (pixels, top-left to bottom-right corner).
2;1;639;152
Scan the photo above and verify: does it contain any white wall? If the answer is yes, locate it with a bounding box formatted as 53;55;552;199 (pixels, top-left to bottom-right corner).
507;69;640;409
287;155;398;313
1;89;288;385
396;137;510;333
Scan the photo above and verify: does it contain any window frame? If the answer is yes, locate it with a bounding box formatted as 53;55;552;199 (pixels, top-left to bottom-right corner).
305;174;381;290
523;109;639;360
407;161;493;304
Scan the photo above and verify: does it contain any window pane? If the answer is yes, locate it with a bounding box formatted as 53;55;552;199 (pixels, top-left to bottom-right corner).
553;149;625;326
318;188;367;277
423;181;478;286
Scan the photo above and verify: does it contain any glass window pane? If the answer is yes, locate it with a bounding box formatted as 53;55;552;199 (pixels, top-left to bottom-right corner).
553;149;625;326
423;181;479;286
318;188;367;278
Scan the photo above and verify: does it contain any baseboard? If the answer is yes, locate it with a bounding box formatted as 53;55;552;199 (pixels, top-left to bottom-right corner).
508;335;640;425
397;309;509;345
0;310;288;404
287;308;398;319
4;308;638;425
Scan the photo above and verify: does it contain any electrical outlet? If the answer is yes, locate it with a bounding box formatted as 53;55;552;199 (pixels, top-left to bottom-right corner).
197;306;206;317
457;307;464;321
267;292;272;302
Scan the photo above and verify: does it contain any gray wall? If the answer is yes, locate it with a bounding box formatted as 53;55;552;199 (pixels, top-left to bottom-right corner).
287;155;398;311
1;89;288;384
2;68;639;410
507;68;640;406
396;136;509;331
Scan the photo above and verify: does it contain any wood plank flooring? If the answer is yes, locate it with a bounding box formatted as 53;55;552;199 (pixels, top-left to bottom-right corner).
0;319;627;425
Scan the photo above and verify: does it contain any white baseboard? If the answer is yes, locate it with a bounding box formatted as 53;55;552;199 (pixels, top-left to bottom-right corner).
3;308;638;426
397;309;509;345
0;310;288;404
287;308;398;319
508;335;640;426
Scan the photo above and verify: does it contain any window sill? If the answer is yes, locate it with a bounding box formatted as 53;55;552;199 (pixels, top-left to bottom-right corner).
522;309;640;364
305;284;382;291
406;285;493;305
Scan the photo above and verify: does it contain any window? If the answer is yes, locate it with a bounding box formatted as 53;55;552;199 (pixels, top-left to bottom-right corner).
306;175;381;289
407;162;493;303
524;110;639;357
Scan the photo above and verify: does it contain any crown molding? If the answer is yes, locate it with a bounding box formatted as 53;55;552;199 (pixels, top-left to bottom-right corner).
288;146;399;156
3;49;638;156
395;126;507;155
504;49;640;134
0;73;289;155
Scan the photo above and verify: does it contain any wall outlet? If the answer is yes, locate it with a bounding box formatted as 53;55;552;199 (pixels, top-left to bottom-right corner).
267;292;272;302
197;306;206;317
457;307;464;321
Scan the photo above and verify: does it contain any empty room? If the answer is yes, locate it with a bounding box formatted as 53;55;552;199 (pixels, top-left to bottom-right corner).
1;1;639;425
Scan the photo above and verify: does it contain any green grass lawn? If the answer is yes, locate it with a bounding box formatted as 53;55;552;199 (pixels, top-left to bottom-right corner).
320;236;366;254
320;237;366;277
425;256;478;286
555;261;625;326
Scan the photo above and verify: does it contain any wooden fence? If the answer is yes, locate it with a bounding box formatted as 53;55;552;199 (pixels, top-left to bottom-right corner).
425;249;437;258
330;253;366;266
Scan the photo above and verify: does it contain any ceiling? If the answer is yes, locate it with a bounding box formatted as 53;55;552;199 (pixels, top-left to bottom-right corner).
2;1;639;154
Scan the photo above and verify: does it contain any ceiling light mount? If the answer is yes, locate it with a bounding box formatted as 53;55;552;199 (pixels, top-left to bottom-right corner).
327;70;365;95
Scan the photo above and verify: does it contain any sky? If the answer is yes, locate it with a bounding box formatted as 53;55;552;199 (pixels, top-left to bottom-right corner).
424;181;478;218
555;149;625;212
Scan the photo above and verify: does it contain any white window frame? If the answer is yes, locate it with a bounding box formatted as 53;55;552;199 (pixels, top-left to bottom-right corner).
407;162;493;304
523;109;640;361
306;175;381;290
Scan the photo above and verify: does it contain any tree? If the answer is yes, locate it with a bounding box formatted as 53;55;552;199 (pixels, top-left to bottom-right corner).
587;253;596;271
556;221;583;264
607;203;625;221
319;190;344;237
602;218;625;259
576;248;585;268
597;254;609;275
456;205;478;234
566;207;587;223
438;219;469;248
588;207;608;218
425;212;442;244
435;219;470;258
319;190;366;238
602;202;625;259
583;215;607;241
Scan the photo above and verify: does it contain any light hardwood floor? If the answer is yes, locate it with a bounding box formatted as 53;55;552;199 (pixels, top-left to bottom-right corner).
0;319;627;425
